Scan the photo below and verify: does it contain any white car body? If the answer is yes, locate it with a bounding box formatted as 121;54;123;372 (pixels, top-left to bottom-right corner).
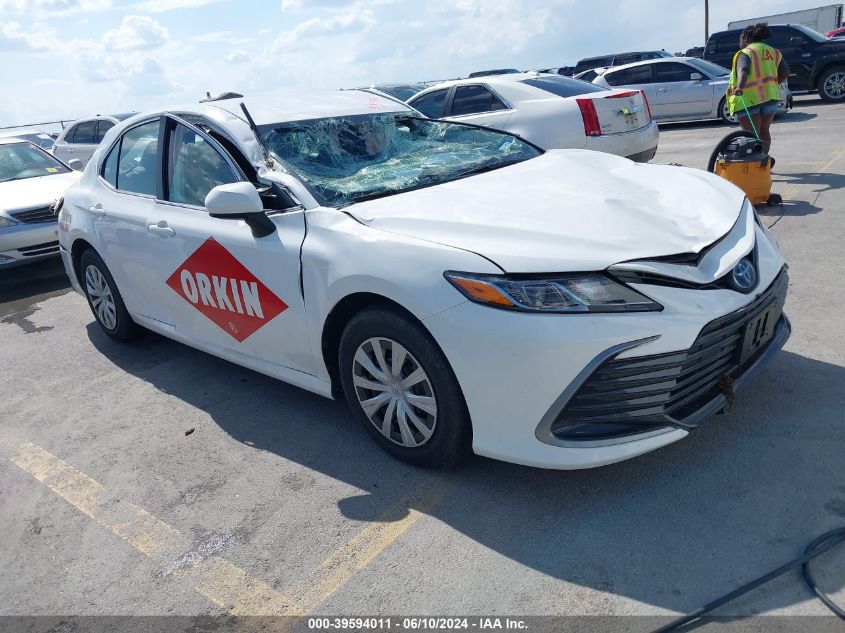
52;114;133;167
58;91;789;469
407;73;659;162
0;138;80;266
593;57;792;124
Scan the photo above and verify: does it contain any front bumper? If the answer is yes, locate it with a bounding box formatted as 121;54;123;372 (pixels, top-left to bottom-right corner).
423;261;789;469
0;221;60;267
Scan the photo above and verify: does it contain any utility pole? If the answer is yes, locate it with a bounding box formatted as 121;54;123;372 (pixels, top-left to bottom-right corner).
705;0;710;42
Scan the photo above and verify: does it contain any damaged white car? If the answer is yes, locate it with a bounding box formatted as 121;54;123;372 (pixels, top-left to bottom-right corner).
57;90;789;469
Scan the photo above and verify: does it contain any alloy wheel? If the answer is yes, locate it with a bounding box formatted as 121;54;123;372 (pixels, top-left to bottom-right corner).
823;72;845;99
85;264;117;330
351;337;437;448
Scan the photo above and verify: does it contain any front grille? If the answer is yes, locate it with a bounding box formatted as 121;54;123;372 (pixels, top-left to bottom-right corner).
10;206;55;224
18;240;60;257
552;269;788;439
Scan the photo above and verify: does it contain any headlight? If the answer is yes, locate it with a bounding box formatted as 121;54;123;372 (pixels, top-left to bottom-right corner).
0;216;18;228
444;271;662;313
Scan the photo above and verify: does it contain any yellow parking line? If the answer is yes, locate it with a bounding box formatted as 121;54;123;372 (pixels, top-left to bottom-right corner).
780;143;845;202
2;438;452;617
1;438;294;615
291;478;454;613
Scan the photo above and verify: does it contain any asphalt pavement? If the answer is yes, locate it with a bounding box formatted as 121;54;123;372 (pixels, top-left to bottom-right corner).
1;95;843;629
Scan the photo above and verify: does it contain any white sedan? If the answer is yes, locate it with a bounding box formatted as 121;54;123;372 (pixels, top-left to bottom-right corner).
1;138;80;266
592;57;792;124
406;73;659;162
58;91;789;469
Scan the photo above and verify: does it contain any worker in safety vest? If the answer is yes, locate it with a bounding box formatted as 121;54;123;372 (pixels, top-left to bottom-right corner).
728;23;790;153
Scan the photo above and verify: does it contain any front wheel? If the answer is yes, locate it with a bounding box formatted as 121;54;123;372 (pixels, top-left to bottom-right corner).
338;306;472;468
80;249;143;342
818;66;845;102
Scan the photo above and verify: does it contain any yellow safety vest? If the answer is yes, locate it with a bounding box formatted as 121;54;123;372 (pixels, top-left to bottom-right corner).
728;42;782;114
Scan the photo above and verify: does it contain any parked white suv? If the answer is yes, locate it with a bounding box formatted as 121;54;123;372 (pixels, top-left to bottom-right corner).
52;114;135;167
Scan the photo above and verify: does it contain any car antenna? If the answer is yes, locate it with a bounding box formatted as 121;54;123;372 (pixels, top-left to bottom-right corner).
239;102;272;167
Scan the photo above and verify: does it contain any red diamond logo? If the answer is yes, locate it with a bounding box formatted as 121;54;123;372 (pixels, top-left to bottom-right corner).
165;237;288;342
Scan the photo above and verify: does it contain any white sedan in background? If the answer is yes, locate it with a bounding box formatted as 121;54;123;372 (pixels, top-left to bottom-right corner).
58;91;788;470
0;138;80;266
52;113;135;167
407;73;659;162
592;57;792;123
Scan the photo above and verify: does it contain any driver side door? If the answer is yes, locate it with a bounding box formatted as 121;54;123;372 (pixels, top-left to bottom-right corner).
144;116;317;375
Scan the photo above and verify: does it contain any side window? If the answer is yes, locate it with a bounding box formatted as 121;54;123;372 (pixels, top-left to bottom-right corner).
766;29;792;49
409;89;448;118
655;62;696;82
450;85;507;116
96;120;115;143
606;65;653;86
718;34;741;53
167;124;237;207
71;121;96;144
101;143;119;187
116;120;160;196
62;124;79;144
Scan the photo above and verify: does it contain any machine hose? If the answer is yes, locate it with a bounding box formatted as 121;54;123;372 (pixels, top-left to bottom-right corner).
706;130;759;173
654;526;845;632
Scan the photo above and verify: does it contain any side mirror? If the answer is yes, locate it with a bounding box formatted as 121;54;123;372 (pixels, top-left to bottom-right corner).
205;182;275;238
690;72;703;81
789;36;806;48
67;159;84;171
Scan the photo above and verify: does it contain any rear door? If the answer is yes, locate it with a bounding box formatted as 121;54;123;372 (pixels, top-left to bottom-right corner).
54;120;100;165
444;84;513;129
652;61;714;118
767;27;812;90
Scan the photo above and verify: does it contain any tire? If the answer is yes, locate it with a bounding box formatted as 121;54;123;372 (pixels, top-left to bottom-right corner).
706;130;758;173
80;249;143;342
718;97;737;124
338;305;472;468
817;66;845;103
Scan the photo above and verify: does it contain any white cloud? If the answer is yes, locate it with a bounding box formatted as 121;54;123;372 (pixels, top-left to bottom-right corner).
267;4;374;52
132;0;229;13
225;48;250;64
101;14;168;51
0;20;53;51
0;0;110;16
191;30;249;44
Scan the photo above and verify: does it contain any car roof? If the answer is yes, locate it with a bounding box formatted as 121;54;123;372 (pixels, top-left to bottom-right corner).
414;72;549;92
601;56;698;74
0;136;28;145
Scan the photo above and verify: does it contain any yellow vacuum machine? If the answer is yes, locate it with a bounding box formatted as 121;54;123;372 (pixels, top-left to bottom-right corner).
707;130;781;206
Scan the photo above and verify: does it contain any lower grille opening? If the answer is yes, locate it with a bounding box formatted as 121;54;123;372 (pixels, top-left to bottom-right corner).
18;240;60;256
551;269;788;441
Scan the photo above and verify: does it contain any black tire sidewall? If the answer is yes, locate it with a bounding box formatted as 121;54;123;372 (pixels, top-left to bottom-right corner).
718;97;735;124
80;249;142;342
338;306;471;468
819;67;845;102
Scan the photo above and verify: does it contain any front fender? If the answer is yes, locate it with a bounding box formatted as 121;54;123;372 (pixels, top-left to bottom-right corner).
301;208;500;381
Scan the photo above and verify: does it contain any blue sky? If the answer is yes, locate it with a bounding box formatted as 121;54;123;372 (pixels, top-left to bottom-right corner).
0;0;836;127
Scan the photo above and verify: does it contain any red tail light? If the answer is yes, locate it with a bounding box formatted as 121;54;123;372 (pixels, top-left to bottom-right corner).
576;98;601;137
641;90;652;121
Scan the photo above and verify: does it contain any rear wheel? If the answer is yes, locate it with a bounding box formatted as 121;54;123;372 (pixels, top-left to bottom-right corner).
80;249;143;342
338;306;471;468
818;66;845;102
719;97;737;124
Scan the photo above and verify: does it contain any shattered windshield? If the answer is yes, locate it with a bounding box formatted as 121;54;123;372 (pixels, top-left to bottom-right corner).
259;113;540;206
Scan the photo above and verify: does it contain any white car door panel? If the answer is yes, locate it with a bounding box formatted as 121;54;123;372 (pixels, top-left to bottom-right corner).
146;205;316;375
652;62;713;118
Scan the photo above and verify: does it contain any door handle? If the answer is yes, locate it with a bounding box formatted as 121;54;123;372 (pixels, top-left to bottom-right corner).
147;221;175;237
89;204;106;217
67;148;74;153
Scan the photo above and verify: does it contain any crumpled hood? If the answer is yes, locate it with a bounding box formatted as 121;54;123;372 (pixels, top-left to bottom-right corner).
346;150;746;273
1;172;80;213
